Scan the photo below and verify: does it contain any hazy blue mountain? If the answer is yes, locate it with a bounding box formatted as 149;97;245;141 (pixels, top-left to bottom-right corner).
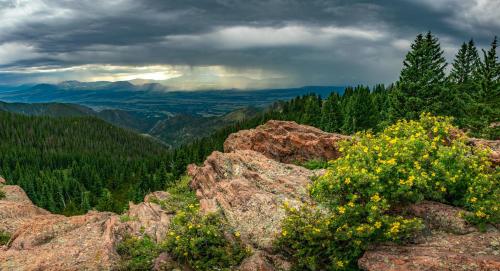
0;81;344;117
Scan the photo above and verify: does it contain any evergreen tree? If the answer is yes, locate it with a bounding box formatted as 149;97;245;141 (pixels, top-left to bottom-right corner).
468;36;500;138
300;95;322;126
342;86;377;133
449;39;480;85
371;84;390;130
96;188;115;212
477;36;499;101
439;39;480;124
391;32;448;120
320;92;343;132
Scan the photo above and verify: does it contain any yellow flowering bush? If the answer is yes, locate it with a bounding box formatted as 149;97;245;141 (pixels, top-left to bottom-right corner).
162;207;249;271
277;113;499;270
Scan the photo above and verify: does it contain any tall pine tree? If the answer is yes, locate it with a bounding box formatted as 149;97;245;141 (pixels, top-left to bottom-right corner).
320;92;343;132
477;36;499;101
390;32;447;120
469;36;500;138
449;39;480;85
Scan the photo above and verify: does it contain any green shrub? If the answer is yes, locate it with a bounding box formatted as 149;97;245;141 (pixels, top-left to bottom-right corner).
299;159;329;170
0;189;5;200
277;113;499;270
117;176;249;270
116;234;160;271
155;175;198;213
0;230;11;246
119;215;138;223
163;207;249;271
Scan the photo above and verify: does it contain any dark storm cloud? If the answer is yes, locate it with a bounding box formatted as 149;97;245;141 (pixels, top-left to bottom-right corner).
0;0;498;88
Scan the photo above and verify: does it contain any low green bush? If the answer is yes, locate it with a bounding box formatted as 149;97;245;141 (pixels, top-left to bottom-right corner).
0;230;11;246
116;234;160;271
117;176;249;270
299;159;329;170
277;113;499;270
163;207;249;271
154;175;198;213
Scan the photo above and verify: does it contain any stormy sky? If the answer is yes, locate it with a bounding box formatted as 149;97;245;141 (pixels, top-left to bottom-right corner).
0;0;498;90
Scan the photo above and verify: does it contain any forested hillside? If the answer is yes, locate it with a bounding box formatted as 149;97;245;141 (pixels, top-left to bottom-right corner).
0;113;174;215
0;32;498;216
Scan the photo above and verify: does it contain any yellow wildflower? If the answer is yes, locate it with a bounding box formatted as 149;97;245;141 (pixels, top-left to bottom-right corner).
348;202;355;208
235;231;241;237
374;221;382;229
375;167;382;174
470;197;477;203
475;210;486;218
344;178;351;185
338;206;346;214
389;222;400;235
282;230;288;237
371;193;381;202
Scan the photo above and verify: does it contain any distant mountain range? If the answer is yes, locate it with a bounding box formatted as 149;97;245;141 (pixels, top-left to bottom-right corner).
0;81;344;146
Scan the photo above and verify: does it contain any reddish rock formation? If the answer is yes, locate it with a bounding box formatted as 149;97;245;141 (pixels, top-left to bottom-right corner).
0;185;50;234
405;201;476;234
238;252;276;271
2;212;121;270
359;202;500;271
469;138;500;166
224;120;349;163
0;183;173;270
188;150;321;250
123;200;172;243
359;230;500;271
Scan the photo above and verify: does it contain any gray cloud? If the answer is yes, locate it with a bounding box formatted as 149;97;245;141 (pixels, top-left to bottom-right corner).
0;0;498;88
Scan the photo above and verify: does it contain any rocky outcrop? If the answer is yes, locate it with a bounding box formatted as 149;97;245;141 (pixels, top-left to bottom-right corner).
2;211;120;270
359;202;500;271
0;185;50;234
224;120;349;163
469;138;500;166
123;196;172;243
359;230;500;271
405;201;476;234
188;150;320;251
0;184;173;270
